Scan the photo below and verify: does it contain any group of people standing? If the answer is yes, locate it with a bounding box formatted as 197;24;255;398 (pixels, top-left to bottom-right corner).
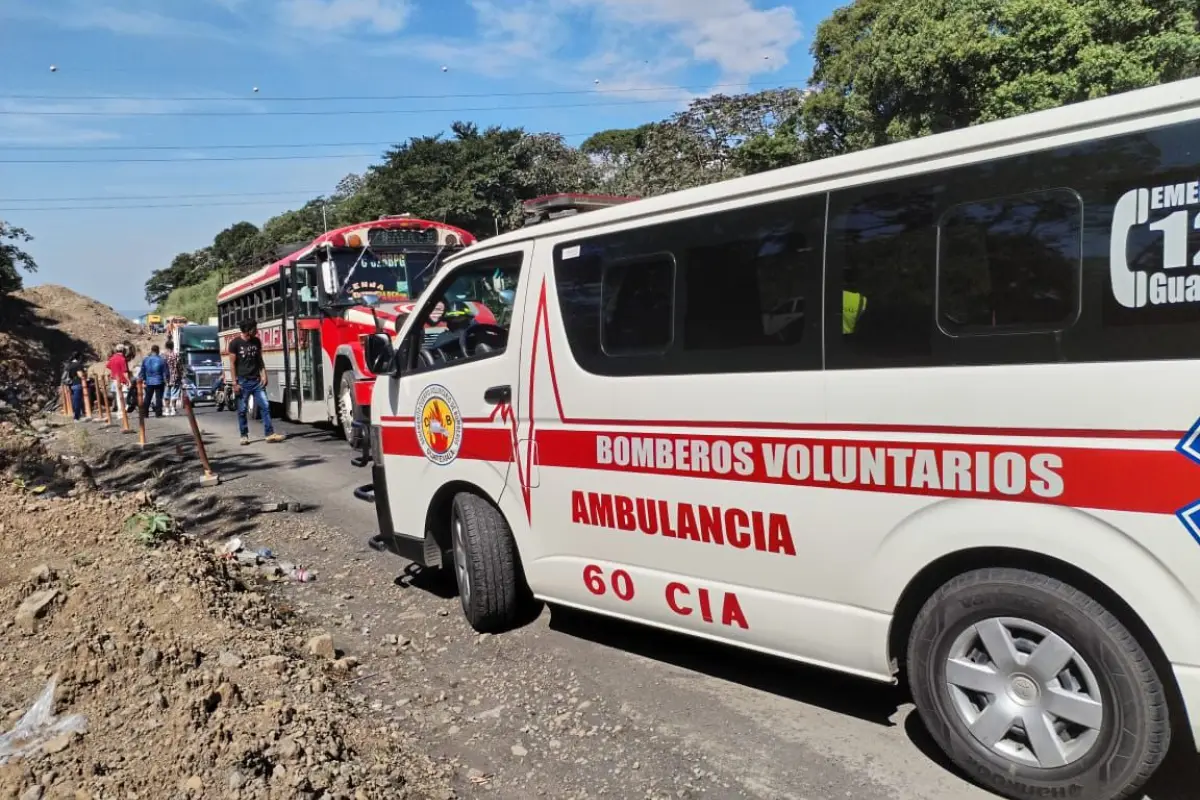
103;340;184;417
63;340;188;422
60;320;283;446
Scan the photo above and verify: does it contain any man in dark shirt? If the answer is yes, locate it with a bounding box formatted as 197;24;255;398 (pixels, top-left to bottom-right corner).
139;345;168;417
229;319;284;445
63;351;85;421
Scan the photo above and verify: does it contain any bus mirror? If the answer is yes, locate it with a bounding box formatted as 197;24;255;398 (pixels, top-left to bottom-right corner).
365;333;395;375
499;289;515;306
360;293;380;308
320;260;338;296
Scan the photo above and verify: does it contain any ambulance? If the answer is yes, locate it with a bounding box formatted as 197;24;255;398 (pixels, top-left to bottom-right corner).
360;78;1200;800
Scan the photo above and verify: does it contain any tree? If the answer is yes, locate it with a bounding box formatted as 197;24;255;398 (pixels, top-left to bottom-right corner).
0;220;37;295
366;122;600;237
145;251;203;306
333;172;366;199
502;133;602;228
257;199;330;253
210;221;262;281
624;89;807;195
801;0;1200;158
580;125;653;159
730;115;805;175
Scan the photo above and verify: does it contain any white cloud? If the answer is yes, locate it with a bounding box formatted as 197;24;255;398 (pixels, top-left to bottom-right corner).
569;0;801;79
278;0;413;34
0;1;242;41
383;0;801;102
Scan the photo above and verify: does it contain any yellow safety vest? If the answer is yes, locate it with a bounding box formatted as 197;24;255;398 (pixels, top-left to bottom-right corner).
842;291;867;334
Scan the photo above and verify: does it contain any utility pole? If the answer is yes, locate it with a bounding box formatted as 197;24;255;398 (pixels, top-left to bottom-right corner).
322;204;329;233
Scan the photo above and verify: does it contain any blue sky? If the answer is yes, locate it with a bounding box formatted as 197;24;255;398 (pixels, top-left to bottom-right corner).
0;0;840;313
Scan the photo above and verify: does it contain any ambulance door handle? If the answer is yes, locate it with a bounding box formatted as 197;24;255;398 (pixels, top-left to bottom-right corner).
484;385;511;405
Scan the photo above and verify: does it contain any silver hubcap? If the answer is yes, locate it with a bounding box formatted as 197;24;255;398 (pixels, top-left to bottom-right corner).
452;513;470;606
339;379;353;439
945;617;1104;769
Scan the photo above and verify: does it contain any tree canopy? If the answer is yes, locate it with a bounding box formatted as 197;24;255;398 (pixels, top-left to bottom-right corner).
0;221;37;296
144;0;1200;315
800;0;1200;157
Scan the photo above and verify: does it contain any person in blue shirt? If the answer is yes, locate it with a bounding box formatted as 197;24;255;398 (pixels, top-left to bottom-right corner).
139;344;168;418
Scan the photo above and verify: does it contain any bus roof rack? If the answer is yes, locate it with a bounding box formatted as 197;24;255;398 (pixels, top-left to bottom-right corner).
522;193;640;226
379;213;413;219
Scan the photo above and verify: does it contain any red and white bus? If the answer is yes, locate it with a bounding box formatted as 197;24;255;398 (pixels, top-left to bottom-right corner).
216;215;477;439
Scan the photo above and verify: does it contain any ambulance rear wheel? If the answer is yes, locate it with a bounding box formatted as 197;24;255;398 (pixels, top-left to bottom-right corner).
907;568;1169;800
449;492;529;633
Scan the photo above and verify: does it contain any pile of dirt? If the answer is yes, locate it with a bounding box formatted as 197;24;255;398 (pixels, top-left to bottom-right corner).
0;286;156;416
0;425;456;800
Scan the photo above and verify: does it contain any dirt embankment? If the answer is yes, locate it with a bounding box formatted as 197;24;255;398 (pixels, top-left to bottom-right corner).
0;285;158;416
0;284;457;799
0;420;456;799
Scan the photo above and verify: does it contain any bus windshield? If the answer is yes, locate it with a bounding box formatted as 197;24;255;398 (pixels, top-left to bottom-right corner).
331;248;441;305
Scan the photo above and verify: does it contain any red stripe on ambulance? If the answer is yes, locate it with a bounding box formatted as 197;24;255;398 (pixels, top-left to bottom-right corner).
538;430;1192;515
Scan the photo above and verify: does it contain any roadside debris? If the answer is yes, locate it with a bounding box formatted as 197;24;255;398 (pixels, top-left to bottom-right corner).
0;677;87;766
217;537;317;583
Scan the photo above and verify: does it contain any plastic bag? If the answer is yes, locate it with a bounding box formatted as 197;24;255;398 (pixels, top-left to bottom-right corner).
0;676;87;764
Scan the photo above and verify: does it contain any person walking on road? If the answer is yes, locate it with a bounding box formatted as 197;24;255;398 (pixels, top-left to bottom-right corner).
106;344;131;417
139;345;168;418
229;319;284;445
163;340;183;416
63;351;86;422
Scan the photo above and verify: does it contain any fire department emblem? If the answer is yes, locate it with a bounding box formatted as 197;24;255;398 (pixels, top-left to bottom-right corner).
415;384;462;465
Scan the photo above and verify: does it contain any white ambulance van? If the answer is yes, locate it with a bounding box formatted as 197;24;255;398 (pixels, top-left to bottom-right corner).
361;78;1200;800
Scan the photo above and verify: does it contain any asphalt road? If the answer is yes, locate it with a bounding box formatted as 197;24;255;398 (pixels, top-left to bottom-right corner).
142;403;1199;800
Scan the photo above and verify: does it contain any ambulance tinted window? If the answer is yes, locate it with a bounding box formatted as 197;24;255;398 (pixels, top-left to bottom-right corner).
552;193;825;376
601;255;674;356
937;189;1081;335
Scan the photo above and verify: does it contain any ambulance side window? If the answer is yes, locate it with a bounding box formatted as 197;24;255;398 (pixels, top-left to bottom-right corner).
402;253;523;375
601;255;675;356
553;193;825;376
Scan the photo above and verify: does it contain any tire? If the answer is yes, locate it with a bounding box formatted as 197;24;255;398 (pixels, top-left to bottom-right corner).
907;568;1169;800
449;492;531;633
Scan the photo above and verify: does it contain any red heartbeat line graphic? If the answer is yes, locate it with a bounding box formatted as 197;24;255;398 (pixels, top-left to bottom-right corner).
484;279;563;522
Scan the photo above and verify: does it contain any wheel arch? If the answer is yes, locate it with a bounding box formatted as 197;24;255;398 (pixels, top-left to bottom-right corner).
333;347;360;382
424;480;523;570
887;545;1193;749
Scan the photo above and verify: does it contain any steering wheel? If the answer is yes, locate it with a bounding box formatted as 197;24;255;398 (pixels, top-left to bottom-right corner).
459;324;507;358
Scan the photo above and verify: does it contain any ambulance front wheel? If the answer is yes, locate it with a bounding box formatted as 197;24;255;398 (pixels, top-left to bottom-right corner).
907;567;1170;800
449;492;535;633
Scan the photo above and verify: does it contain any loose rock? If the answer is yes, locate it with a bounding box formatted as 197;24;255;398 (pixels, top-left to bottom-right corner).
308;632;336;659
15;588;59;632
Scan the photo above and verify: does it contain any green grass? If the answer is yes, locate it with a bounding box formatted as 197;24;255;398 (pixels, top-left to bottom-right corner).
159;270;221;322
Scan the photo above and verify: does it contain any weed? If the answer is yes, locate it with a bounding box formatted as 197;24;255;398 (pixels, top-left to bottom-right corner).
9;475;46;494
125;510;175;547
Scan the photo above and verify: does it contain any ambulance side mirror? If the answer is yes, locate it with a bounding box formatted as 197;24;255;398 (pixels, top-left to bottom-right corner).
364;333;396;375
